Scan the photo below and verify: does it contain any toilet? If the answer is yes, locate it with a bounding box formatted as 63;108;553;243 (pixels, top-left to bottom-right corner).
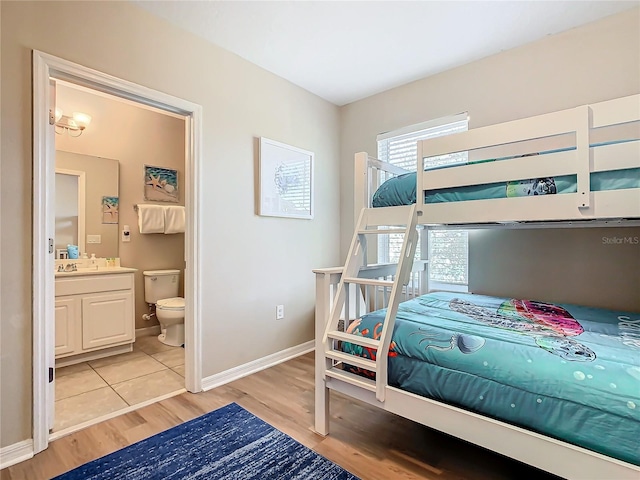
143;269;185;347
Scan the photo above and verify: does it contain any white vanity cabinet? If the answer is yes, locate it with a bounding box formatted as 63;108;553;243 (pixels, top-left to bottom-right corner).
54;297;79;356
54;269;136;363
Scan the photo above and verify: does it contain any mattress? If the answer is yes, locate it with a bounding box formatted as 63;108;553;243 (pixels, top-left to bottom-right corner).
341;291;640;465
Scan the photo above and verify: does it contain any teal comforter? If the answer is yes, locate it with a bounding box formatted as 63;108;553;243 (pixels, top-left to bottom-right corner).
342;292;640;465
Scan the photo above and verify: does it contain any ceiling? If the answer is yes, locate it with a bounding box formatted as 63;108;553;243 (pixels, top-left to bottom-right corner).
134;1;639;106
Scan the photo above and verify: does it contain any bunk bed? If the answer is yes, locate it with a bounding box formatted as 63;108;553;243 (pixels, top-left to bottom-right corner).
314;94;640;480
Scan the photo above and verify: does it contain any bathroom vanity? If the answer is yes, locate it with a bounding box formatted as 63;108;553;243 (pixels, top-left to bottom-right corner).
54;266;137;366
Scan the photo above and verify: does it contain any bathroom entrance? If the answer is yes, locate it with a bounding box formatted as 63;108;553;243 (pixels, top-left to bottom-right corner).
50;73;189;437
32;51;203;453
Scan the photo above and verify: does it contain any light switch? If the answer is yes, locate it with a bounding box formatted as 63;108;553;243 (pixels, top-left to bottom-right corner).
87;235;102;244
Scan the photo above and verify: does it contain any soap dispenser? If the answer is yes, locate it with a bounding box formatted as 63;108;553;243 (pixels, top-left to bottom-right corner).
90;253;97;269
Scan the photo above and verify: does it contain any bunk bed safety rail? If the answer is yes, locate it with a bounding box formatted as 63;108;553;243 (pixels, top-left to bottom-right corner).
414;94;640;222
354;152;411;224
417;106;593;212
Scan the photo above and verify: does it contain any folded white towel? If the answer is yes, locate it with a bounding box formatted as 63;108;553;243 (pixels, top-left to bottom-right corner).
137;205;165;234
164;205;186;234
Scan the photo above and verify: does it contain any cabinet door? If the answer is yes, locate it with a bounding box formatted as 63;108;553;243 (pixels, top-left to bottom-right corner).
55;296;79;356
82;290;134;350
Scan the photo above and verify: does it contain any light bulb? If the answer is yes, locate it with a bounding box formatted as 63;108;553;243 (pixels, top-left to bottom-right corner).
72;112;92;129
55;108;63;122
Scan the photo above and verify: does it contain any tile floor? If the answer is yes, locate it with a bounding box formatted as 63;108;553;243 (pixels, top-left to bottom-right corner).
53;335;185;432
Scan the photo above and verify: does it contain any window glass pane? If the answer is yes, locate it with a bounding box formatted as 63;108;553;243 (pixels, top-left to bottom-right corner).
377;116;469;285
429;230;468;285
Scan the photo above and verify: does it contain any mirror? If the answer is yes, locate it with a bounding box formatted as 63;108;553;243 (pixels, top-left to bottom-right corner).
55;151;119;258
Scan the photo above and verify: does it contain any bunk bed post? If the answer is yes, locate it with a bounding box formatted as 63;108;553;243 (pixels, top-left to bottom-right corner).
416;140;426;214
313;268;337;436
354;152;369;225
355;152;376;267
416;141;430;294
576;105;593;209
421;225;430;294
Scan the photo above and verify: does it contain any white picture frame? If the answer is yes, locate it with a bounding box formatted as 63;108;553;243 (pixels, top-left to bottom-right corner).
259;137;314;219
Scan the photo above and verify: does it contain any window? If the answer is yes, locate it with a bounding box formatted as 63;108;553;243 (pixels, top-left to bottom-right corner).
377;113;469;288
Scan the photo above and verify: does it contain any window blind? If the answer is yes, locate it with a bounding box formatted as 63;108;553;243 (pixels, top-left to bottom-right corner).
377;114;469;286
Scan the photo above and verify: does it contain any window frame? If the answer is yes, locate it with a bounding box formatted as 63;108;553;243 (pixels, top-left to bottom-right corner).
376;113;469;290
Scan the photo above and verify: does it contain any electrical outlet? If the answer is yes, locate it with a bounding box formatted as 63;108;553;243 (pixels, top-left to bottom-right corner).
276;304;284;320
122;225;131;243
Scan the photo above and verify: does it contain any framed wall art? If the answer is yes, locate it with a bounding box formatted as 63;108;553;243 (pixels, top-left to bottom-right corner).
259;137;314;219
144;165;179;203
101;196;119;224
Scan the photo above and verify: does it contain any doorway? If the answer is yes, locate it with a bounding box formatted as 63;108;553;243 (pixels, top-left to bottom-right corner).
32;51;203;453
52;82;187;434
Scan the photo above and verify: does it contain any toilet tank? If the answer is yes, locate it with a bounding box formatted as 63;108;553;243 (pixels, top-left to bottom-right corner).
143;269;180;304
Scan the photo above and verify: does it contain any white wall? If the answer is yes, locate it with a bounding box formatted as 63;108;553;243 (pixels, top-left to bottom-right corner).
340;8;639;308
0;1;340;448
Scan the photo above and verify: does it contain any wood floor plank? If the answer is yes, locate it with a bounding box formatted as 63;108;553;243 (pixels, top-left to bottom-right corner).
1;352;560;480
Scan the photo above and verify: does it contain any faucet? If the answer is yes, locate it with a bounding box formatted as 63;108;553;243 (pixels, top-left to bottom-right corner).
64;263;77;272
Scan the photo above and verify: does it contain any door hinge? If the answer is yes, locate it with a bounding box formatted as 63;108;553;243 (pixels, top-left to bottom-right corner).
49;238;54;254
48;367;54;383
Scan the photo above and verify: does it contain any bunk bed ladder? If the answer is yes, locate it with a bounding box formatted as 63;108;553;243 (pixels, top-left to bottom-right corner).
322;204;418;402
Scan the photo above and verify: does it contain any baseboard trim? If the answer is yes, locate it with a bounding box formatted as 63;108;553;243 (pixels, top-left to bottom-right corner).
0;439;34;470
202;341;314;391
135;325;161;338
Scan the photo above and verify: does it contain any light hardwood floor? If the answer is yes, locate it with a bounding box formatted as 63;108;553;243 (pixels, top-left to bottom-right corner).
2;352;560;480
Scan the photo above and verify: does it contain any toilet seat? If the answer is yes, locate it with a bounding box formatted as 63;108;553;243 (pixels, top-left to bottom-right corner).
156;297;184;311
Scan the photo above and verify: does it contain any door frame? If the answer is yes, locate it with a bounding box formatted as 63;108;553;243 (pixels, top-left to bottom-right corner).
32;50;203;453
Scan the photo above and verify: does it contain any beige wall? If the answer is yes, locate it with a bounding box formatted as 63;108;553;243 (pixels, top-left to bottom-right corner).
469;228;640;312
340;9;640;306
0;1;341;448
56;85;186;330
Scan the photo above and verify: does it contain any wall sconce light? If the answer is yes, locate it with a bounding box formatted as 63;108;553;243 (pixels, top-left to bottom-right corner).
54;108;92;137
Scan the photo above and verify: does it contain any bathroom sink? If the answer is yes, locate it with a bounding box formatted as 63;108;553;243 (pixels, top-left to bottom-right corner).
55;266;137;277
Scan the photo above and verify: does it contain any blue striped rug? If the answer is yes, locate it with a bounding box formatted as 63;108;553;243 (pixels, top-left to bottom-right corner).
53;403;359;479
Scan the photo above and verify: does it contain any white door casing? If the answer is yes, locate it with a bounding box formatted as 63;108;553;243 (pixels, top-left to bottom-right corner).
32;50;203;453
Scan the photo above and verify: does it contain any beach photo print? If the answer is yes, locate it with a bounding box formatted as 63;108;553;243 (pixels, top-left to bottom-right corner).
144;165;179;203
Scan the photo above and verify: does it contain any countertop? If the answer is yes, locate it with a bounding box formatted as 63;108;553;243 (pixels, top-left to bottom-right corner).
55;266;138;278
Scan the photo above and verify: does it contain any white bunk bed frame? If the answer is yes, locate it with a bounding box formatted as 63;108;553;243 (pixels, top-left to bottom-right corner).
315;94;640;480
